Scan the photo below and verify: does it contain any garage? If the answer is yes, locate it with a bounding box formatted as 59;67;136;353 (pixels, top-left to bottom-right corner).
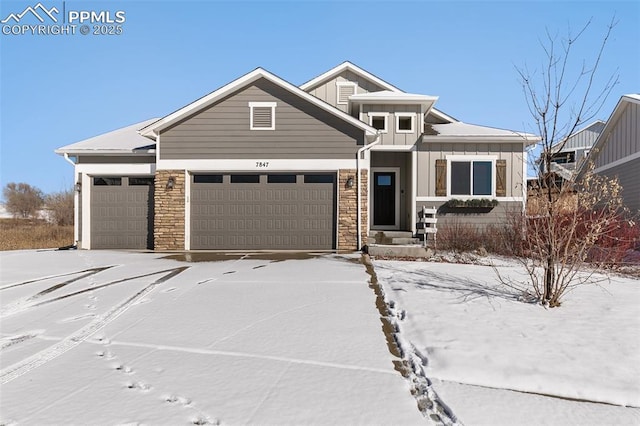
90;176;154;249
190;173;336;250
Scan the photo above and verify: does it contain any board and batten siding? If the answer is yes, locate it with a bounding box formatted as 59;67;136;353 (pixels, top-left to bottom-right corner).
305;70;388;113
597;157;640;214
416;142;524;198
563;122;605;150
160;78;365;160
361;104;422;146
594;102;639;168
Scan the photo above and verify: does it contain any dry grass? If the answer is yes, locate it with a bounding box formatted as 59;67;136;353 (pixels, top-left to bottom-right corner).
0;218;74;251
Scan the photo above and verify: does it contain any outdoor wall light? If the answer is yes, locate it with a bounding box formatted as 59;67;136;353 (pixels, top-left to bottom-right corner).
74;182;82;193
166;176;176;190
346;176;354;188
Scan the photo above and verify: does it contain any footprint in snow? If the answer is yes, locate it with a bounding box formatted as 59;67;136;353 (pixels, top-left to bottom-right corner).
164;395;192;406
223;271;236;275
162;287;177;293
125;381;151;391
252;265;266;269
191;416;219;425
95;350;115;359
85;304;97;310
113;363;134;374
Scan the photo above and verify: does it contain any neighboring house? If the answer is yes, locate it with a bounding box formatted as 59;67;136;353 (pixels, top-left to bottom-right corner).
576;94;640;214
55;62;538;251
545;120;605;182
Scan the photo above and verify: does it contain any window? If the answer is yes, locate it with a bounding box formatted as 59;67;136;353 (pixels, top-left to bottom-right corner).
368;113;388;133
395;113;415;133
249;102;276;130
193;174;223;184
231;174;260;184
304;174;334;184
93;177;121;186
450;161;493;196
336;82;357;105
267;174;297;184
129;177;154;186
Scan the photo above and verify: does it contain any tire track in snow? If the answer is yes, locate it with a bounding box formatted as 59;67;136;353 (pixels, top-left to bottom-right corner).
0;267;189;385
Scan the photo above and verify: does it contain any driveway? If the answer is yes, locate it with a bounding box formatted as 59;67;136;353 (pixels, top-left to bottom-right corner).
0;250;423;425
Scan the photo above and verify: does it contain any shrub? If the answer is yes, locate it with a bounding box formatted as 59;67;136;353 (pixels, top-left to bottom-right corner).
46;189;74;226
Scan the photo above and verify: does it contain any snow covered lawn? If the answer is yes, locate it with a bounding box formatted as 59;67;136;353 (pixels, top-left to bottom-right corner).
374;258;640;425
1;250;422;425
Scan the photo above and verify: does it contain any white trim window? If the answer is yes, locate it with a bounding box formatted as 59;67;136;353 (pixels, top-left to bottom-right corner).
447;155;497;197
249;102;277;130
336;81;357;105
395;113;416;133
368;112;389;134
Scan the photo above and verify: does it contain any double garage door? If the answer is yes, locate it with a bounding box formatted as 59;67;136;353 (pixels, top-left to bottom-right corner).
90;176;154;249
89;173;336;250
191;173;336;250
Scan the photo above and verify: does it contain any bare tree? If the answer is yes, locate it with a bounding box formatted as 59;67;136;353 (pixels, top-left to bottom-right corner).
509;18;630;307
3;182;45;219
46;188;74;226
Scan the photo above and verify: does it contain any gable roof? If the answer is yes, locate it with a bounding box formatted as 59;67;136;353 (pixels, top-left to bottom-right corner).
576;94;640;176
139;67;378;140
550;120;606;151
55;118;159;155
422;122;540;144
299;61;403;93
300;61;458;124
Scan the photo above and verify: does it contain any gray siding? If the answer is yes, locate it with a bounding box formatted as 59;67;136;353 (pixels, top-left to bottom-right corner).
160;78;364;160
306;70;388;112
564;122;604;150
417;142;524;197
597;157;640;214
415;201;523;228
361;104;422;146
594;102;640;168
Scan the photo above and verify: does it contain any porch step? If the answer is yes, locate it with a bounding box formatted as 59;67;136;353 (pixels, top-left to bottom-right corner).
368;231;420;246
367;244;433;259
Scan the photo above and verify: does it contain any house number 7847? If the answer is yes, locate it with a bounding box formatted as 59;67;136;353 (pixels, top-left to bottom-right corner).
255;161;269;168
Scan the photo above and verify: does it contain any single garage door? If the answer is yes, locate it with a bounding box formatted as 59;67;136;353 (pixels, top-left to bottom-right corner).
91;176;154;249
191;173;336;250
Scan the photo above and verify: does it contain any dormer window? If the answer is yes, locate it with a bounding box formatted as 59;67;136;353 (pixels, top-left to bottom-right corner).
395;113;416;133
336;82;357;105
368;112;388;133
249;102;276;130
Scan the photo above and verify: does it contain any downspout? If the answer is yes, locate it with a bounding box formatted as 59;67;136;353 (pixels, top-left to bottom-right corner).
356;133;381;250
63;153;79;245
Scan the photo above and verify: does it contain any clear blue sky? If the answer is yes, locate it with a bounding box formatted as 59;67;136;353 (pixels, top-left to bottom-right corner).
1;0;638;194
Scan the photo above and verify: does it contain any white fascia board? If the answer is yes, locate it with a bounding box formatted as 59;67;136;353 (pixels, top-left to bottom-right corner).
299;61;403;92
369;144;415;151
75;163;156;174
349;94;438;104
55;150;156;155
156;159;358;171
422;135;540;144
140;67;378;138
429;108;458;123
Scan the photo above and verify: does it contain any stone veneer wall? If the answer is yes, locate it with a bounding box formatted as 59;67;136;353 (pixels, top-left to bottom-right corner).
338;169;369;250
154;170;185;251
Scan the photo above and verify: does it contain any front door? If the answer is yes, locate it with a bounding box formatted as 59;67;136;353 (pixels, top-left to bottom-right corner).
373;171;396;227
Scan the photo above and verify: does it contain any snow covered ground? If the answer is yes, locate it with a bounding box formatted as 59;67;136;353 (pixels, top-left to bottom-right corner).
374;258;640;425
1;250;422;425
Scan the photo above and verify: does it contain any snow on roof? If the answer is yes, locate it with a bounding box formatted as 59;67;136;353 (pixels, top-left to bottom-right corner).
55;118;159;154
424;122;539;143
349;90;438;104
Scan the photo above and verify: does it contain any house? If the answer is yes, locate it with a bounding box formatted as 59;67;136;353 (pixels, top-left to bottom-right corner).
545;120;605;183
576;94;640;214
55;62;539;251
